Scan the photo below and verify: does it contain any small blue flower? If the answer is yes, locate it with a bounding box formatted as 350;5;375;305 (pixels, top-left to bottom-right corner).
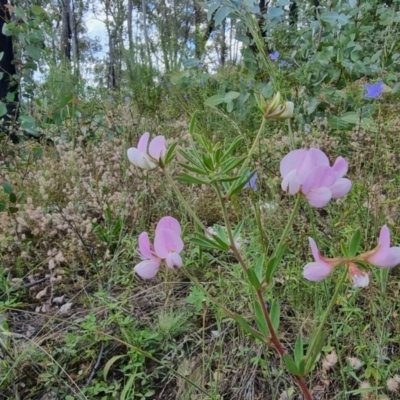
183;93;188;100
245;172;258;191
308;56;313;61
124;96;130;103
365;81;383;99
269;51;279;61
167;83;172;89
279;60;292;67
110;96;115;103
158;76;164;83
247;82;253;88
240;75;244;81
199;81;204;88
198;62;204;69
304;125;311;134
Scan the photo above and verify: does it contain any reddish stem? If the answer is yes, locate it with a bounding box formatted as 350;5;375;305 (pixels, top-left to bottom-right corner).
255;289;313;400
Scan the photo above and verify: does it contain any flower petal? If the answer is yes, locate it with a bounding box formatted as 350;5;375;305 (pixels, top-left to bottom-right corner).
306;187;332;208
332;157;348;178
352;273;370;288
154;228;184;259
149;135;166;160
156;217;182;235
296;148;330;182
127;148;141;167
138;232;153;259
329;178;352;198
134;260;160;279
281;169;300;195
280;149;308;177
368;225;391;266
303;262;333;281
309;238;321;262
166;252;182;269
137;132;150;153
372;246;400;268
302;165;336;194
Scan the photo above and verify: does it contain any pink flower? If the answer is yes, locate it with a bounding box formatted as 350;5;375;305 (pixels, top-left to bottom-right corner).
134;217;184;279
134;232;162;279
362;225;400;268
303;238;337;281
280;148;352;207
154;217;184;268
127;132;166;170
348;263;369;288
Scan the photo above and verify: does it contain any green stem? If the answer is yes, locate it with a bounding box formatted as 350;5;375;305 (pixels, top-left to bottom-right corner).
305;268;348;366
288;119;295;150
273;194;302;257
162;168;207;232
239;117;267;176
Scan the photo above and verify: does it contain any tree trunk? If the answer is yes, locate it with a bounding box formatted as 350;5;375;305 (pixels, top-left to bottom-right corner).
127;0;133;52
0;0;19;143
61;0;72;61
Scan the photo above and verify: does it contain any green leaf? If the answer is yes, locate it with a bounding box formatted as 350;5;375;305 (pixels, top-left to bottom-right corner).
190;234;230;251
31;5;46;15
9;192;17;203
233;314;265;342
2;182;13;194
328;116;351;130
178;163;208;175
177;173;210;185
283;354;299;375
270;299;280;332
340;112;359;124
233;221;243;240
265;244;288;283
297;358;306;376
349;229;361;257
205;94;226;106
189;112;197;135
59;95;72;108
254;255;264;283
305;330;326;372
0;101;7;117
220;156;247;175
178;149;205;170
8;207;18;214
268;7;284;18
341;241;349;258
254;300;269;338
25;45;42;60
226;101;234;113
164;141;178;165
321;11;339;23
294;336;304;365
104;354;126;380
214;6;231;26
224;91;240;102
0;200;6;212
246;269;262;289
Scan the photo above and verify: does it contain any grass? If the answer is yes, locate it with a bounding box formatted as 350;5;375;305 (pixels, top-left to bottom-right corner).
1;85;400;400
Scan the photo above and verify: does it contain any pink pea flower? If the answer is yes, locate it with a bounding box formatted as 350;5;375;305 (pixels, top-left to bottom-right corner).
134;232;162;279
154;216;184;268
303;238;337;281
134;216;184;279
127;132;166;170
362;225;400;268
348;263;369;288
303;239;369;288
280;148;352;207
